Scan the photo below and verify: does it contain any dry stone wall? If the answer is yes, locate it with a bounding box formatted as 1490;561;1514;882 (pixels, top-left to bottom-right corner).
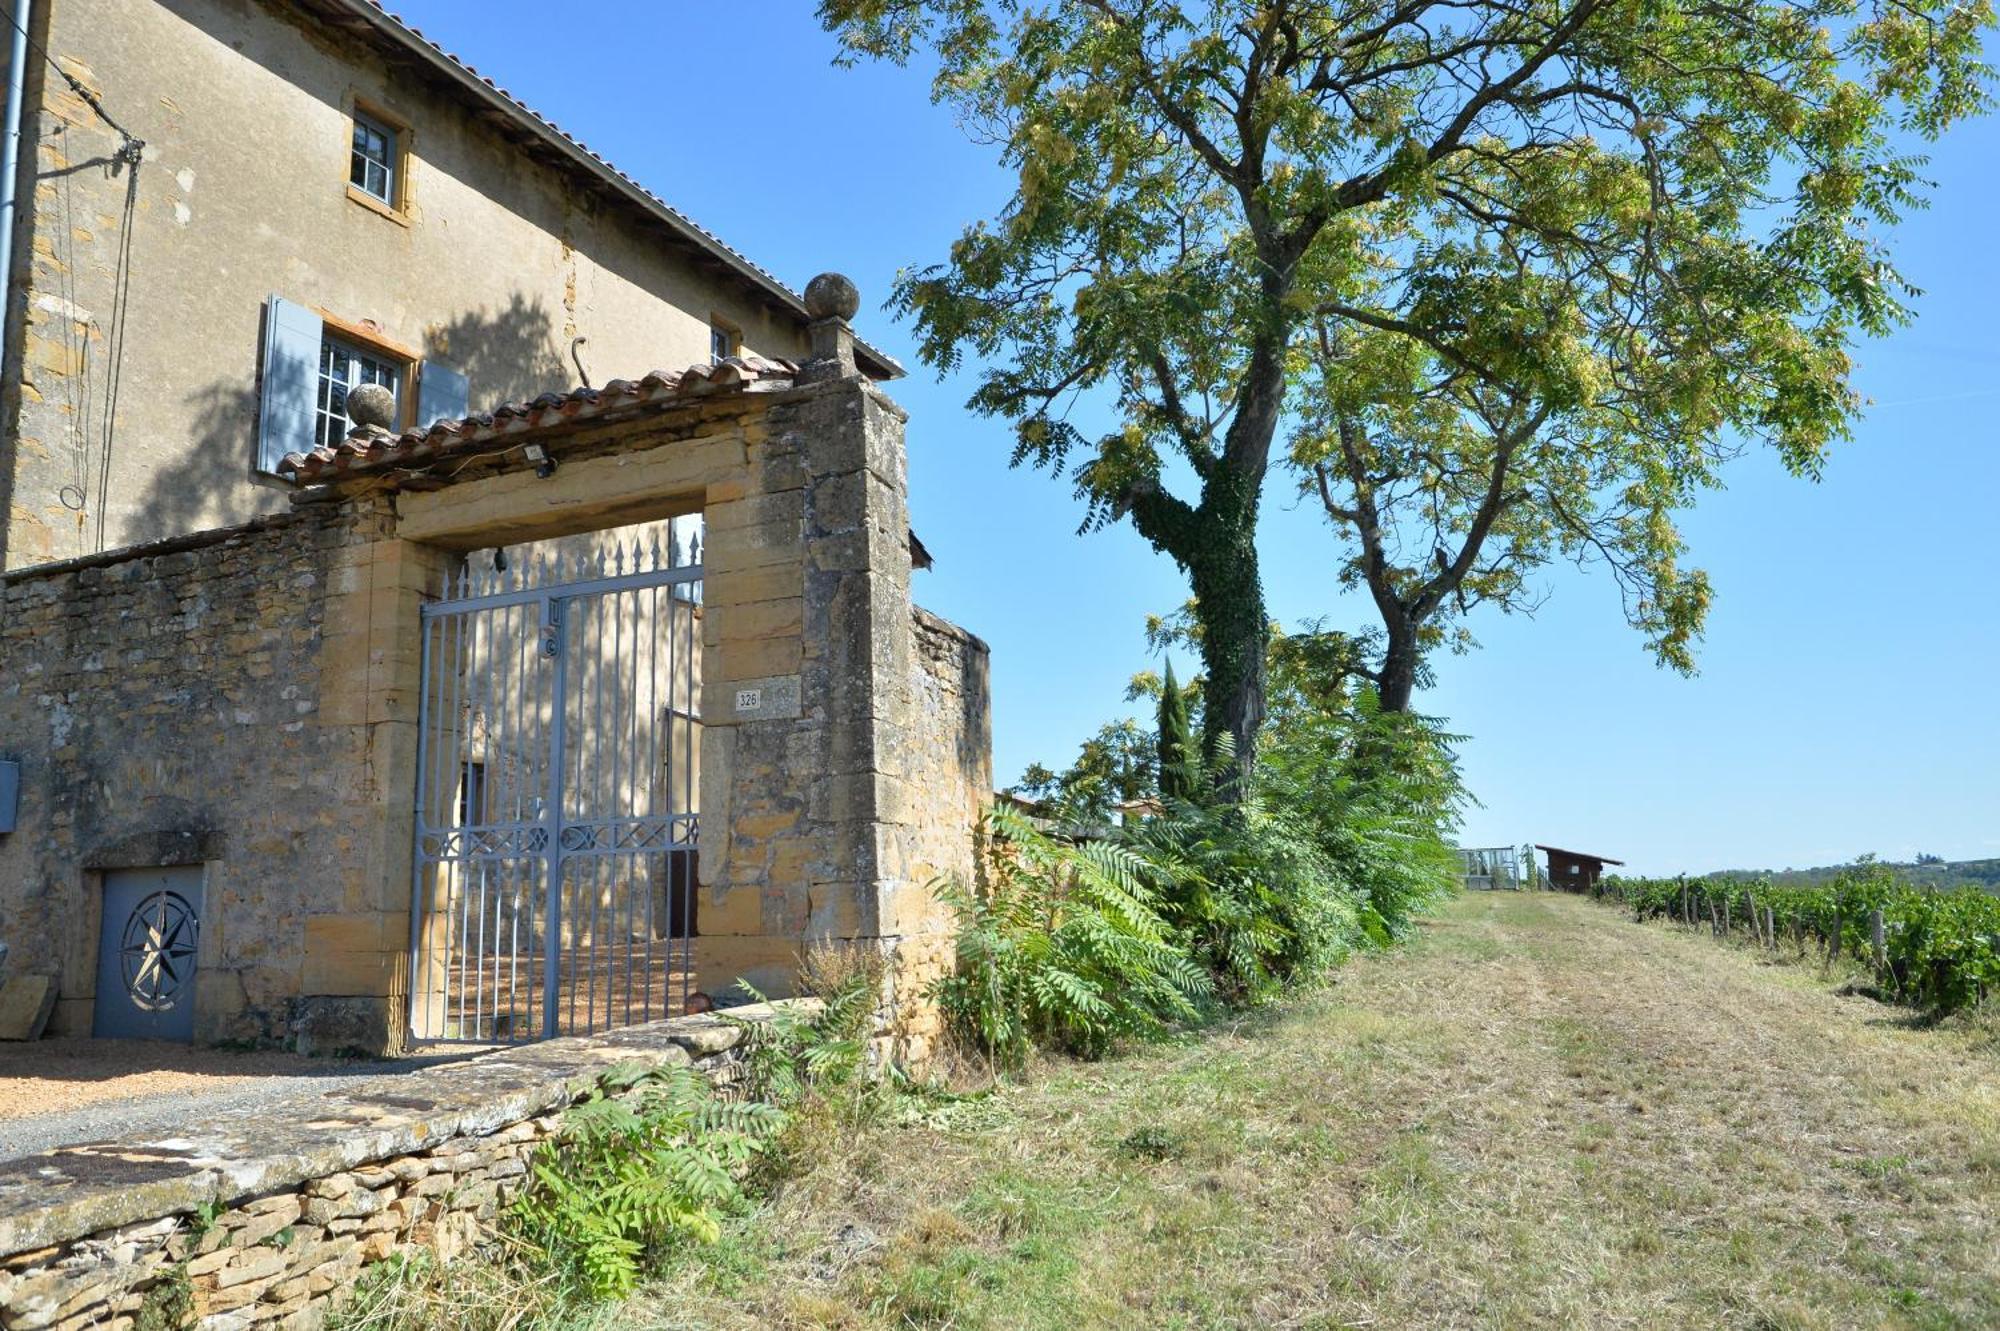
0;1004;794;1331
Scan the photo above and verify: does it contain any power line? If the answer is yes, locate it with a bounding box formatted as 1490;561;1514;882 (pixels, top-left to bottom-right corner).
2;6;141;157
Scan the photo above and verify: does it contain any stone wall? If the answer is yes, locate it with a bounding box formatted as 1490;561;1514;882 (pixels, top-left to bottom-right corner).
889;608;993;1062
0;502;431;1046
0;1005;796;1331
0;339;992;1059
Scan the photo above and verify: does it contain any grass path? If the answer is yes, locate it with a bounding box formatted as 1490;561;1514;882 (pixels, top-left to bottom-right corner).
655;892;2000;1329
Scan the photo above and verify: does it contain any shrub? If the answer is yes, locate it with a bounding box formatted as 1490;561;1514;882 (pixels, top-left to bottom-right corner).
935;802;1211;1066
510;1063;785;1300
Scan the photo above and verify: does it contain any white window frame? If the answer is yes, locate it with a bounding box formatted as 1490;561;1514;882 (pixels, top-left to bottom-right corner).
350;110;397;205
709;319;739;364
315;334;401;448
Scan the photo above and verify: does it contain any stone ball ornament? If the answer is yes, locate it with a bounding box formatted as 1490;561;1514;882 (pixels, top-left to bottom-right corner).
346;381;398;434
804;271;860;322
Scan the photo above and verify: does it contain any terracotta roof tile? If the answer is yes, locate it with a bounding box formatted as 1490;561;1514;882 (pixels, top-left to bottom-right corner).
279;355;797;483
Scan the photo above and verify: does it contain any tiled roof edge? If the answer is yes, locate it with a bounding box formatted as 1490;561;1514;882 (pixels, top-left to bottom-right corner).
317;0;903;380
279;356;796;483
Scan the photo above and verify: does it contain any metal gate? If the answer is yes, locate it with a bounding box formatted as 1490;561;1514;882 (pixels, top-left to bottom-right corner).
409;528;702;1044
1459;845;1527;891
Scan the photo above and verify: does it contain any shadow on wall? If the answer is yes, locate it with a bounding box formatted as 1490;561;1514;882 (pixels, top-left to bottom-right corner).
129;296;574;545
958;638;992;795
424;293;572;411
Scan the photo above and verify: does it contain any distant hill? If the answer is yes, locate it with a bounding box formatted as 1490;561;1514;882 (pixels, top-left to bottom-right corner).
1701;858;2000;892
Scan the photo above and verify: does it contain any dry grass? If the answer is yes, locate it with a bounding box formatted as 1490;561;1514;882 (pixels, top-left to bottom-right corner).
629;892;1999;1330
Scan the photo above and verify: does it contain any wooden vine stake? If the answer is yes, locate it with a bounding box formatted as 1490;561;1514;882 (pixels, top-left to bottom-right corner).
1869;909;1887;972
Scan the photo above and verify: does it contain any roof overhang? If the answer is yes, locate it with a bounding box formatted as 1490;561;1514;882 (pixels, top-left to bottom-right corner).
1533;844;1626;866
302;0;902;381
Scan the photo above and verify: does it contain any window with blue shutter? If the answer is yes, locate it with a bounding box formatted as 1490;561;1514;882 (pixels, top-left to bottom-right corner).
416;360;469;430
257;296;322;475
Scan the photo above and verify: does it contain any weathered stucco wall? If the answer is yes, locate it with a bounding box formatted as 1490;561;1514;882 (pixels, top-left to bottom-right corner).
1;0;813;569
0;500;442;1046
0;1003;798;1331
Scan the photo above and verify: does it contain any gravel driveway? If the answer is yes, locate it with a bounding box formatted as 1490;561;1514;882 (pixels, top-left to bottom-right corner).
0;1038;478;1161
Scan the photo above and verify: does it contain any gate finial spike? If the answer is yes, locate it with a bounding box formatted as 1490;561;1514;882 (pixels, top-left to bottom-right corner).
691;531;702;566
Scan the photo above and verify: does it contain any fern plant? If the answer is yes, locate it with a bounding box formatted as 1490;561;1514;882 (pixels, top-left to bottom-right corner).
937;802;1211;1066
731;943;880;1107
510;1062;784;1299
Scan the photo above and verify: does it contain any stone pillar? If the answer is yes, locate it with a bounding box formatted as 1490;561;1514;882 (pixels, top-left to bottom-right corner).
306;482;451;1054
696;275;929;1022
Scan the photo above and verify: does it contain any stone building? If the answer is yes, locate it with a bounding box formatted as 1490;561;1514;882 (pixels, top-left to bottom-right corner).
0;284;991;1060
0;0;991;1061
0;0;895;570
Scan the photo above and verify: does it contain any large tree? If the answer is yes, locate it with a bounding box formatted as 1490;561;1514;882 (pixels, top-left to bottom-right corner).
822;0;1991;744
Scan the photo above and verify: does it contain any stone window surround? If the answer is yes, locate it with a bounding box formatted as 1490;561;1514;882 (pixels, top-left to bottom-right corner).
343;92;415;226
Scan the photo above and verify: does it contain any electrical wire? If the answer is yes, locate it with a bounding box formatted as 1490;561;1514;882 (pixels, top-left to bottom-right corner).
53;120;93;554
0;10;145;550
94;143;138;551
1;5;141;155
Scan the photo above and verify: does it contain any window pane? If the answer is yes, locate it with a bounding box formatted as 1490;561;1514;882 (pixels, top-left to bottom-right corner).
350;115;396;203
315;335;400;446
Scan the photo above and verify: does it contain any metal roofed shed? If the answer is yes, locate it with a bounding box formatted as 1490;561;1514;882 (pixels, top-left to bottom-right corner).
1535;845;1625;894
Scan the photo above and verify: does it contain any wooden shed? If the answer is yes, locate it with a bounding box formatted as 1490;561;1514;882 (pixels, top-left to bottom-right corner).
1535;845;1624;893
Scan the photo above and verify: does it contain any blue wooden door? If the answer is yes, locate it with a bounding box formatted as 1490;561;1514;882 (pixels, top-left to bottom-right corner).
94;867;203;1041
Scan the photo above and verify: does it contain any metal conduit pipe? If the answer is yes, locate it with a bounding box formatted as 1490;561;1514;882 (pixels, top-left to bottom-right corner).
0;0;32;410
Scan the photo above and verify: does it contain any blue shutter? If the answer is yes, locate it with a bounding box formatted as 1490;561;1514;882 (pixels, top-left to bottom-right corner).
417;361;469;429
257;296;321;474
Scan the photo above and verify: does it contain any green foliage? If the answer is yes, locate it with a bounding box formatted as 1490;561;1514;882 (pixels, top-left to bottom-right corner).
822;0;1995;736
1260;622;1467;938
1611;865;2000;1015
947;588;1470;1061
134;1264;193;1331
1009;717;1156;827
937;803;1212;1065
941;611;1466;1060
731;944;887;1178
1155;659;1196;802
1125;737;1357;1000
510;1064;785;1300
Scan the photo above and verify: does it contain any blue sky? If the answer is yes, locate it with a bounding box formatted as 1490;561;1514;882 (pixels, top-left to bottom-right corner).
389;3;2000;876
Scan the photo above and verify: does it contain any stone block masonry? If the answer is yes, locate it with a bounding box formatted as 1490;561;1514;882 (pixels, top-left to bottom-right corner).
0;1004;801;1331
0;502;443;1048
0;294;993;1058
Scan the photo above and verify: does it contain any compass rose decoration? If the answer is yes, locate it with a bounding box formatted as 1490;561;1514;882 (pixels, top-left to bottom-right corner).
120;890;198;1012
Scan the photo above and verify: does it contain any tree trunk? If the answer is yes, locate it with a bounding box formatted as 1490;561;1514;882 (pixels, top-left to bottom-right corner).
1377;621;1422;713
1186;494;1268;785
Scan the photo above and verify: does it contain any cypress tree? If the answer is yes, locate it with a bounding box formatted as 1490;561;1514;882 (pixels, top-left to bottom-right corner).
1157;660;1195;803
